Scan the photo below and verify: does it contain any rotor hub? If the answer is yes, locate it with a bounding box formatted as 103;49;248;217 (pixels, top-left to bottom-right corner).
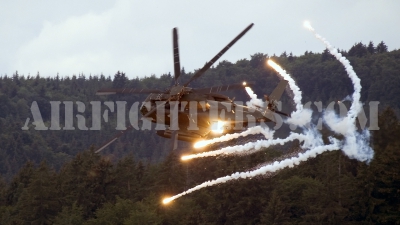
169;85;185;98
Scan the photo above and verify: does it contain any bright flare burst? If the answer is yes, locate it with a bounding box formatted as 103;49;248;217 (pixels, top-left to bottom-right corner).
303;20;314;31
181;155;192;161
211;120;227;134
193;140;208;149
163;197;173;204
267;59;280;71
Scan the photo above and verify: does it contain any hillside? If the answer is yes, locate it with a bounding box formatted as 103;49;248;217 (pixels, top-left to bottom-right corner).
0;42;399;224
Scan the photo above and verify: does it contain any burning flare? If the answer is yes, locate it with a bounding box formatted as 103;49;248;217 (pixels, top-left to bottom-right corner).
163;197;173;204
181;155;192;161
193;140;208;149
303;20;314;31
193;126;274;149
211;120;227;134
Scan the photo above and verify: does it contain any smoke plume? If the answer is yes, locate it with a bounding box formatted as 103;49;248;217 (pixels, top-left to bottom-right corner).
163;22;374;204
304;21;374;162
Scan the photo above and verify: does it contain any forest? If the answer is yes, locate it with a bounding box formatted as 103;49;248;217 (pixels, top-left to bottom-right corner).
0;41;399;224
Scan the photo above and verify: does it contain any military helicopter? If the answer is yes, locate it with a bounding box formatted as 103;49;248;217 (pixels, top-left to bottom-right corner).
95;23;289;152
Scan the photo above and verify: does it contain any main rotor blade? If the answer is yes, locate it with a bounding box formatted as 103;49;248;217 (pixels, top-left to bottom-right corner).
96;88;162;95
173;28;181;85
269;80;288;102
274;110;290;117
95;125;134;153
183;23;254;87
193;81;254;93
170;130;178;151
142;100;169;118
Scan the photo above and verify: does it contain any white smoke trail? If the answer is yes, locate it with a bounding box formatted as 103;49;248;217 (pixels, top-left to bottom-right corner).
304;21;362;121
341;95;352;102
267;60;303;112
245;86;264;108
304;21;374;162
253;147;305;170
267;60;312;127
165;137;340;203
194;126;274;149
183;130;319;160
163;22;375;205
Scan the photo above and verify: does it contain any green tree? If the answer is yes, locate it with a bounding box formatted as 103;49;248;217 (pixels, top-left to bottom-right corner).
5;161;35;206
58;150;115;219
348;42;368;57
113;71;128;88
367;41;375;54
260;190;285;224
376;41;388;53
53;203;84;225
84;197;134;225
123;196;162;225
274;176;330;223
365;108;400;223
321;48;334;61
250;53;267;68
155;152;186;196
16;161;60;224
113;156;141;200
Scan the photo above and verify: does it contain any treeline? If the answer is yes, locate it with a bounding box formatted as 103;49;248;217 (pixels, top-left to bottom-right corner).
0;41;399;180
0;107;399;224
0;42;400;181
0;41;399;178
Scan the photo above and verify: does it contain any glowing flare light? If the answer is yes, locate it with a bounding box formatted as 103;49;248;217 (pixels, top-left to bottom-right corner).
181;155;192;161
211;120;227;134
303;20;314;31
163;197;173;204
193;140;208;149
193;126;274;149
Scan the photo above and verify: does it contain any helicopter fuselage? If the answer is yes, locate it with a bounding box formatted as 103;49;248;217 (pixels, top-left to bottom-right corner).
139;90;276;142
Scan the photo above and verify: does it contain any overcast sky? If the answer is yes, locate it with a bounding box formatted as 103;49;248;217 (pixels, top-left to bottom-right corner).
1;0;399;79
